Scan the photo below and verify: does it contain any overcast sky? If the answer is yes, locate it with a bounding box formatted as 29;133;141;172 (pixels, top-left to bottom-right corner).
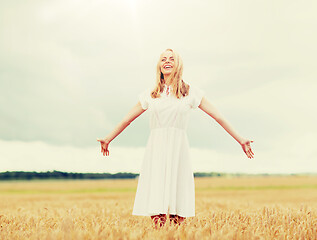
1;0;316;174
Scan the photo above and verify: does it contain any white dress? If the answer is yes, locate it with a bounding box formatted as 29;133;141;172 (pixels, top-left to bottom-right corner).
132;82;205;218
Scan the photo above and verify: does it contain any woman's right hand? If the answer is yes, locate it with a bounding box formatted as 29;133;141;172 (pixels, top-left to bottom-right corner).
96;138;110;157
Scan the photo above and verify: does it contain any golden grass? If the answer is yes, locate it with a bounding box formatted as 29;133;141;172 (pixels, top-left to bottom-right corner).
0;176;316;239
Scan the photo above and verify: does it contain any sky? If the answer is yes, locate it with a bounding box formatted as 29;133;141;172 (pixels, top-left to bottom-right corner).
0;0;316;174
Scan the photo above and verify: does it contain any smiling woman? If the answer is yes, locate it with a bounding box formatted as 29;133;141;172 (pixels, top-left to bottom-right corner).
97;48;254;228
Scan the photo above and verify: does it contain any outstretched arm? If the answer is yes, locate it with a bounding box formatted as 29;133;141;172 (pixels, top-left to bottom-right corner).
198;97;254;159
97;101;146;156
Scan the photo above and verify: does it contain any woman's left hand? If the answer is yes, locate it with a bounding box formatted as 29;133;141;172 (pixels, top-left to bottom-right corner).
240;138;254;159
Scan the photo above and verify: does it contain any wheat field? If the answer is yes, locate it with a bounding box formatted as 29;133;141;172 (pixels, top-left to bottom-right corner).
0;176;316;240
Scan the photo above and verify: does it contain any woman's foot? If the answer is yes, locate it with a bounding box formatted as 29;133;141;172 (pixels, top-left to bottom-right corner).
169;214;186;225
151;214;167;228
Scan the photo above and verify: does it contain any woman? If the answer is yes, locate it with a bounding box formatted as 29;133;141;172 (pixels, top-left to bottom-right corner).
97;48;254;228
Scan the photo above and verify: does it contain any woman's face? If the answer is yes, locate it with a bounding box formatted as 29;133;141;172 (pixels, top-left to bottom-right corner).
160;51;175;76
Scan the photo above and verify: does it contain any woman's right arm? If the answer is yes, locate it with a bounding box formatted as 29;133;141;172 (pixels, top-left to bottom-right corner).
97;101;146;157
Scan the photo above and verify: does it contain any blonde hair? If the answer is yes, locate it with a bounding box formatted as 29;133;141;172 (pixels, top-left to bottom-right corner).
150;48;190;99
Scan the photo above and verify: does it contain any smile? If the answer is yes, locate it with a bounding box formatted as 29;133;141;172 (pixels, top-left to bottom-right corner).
163;65;173;69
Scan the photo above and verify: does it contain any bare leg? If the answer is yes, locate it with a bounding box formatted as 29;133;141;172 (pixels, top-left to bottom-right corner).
177;215;185;224
169;214;186;225
151;214;167;228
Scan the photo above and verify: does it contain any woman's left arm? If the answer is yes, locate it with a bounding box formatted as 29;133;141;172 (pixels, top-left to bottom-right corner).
198;97;255;159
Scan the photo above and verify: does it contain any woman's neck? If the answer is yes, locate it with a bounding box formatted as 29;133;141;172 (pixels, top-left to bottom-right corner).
163;74;172;86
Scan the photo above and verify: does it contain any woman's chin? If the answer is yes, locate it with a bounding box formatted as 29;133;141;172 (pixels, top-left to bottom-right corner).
162;70;173;75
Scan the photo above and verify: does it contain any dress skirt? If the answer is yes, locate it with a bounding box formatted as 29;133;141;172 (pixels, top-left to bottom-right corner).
132;127;195;217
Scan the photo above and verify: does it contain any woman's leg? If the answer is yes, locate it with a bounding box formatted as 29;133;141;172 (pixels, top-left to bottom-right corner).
177;215;185;224
169;214;186;225
151;214;167;227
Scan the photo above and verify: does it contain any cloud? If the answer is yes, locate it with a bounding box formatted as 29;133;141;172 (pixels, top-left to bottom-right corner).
0;139;315;174
0;0;316;173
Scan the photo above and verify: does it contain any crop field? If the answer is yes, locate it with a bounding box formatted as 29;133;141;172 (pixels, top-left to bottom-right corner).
0;176;316;239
